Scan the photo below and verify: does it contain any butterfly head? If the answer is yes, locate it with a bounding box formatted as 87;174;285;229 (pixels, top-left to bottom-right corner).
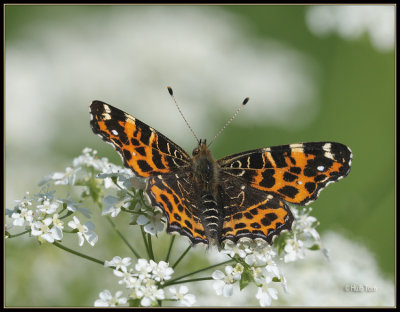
192;139;208;157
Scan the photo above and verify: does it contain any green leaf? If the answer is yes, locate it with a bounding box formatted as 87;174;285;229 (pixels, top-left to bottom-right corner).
128;298;141;307
309;244;321;250
239;269;253;290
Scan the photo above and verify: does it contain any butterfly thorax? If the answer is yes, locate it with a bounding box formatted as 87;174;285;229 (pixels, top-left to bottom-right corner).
191;140;223;244
191;140;220;195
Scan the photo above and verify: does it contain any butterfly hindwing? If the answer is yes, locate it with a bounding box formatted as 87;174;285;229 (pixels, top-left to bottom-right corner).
218;142;352;206
147;172;208;245
219;172;293;244
90;101;191;178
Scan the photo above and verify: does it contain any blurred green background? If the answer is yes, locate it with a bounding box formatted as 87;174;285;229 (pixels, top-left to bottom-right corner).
5;4;394;306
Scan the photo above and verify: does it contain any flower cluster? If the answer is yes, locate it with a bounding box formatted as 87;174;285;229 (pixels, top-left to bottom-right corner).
7;189;98;246
212;239;283;306
283;207;321;263
6;148;327;307
97;256;195;307
5;148;132;245
210;206;321;306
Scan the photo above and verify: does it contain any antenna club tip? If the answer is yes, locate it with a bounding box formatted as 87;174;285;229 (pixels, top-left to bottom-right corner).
243;97;250;105
167;86;173;96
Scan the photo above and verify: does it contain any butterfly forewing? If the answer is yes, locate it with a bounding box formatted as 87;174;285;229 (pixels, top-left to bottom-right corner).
218;142;352;206
90;101;191;178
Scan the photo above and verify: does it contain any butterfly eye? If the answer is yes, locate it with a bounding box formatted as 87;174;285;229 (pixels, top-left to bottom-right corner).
192;147;200;156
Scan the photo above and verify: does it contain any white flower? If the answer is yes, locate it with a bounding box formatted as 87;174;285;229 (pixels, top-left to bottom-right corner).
72;148;98;169
62;197;90;217
256;276;278;307
102;193;131;217
51;166;80;185
136;212;164;235
152;261;174;283
135;282;165;307
135;259;153;280
212;265;242;297
13;192;33;209
221;239;250;258
244;240;276;266
169;286;196;306
52;213;64;230
114;268;139;289
94;289;127;307
104;256;132;272
68;216;98;246
11;207;34;226
31;218;62;243
37;199;59;215
284;237;305;263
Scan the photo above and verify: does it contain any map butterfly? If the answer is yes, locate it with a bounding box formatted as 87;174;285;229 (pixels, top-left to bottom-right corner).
89;93;352;246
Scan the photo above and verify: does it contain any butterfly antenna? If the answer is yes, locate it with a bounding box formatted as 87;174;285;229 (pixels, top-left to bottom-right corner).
208;97;249;147
168;86;200;144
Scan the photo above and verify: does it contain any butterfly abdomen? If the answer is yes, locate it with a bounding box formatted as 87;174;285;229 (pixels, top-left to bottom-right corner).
200;193;223;244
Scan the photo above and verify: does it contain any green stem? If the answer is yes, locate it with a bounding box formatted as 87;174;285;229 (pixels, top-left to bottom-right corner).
165;235;176;262
105;216;141;259
165;259;234;286
172;245;192;269
141;226;151;259
6;230;30;238
53;241;104;266
163;277;214;287
147;233;155;261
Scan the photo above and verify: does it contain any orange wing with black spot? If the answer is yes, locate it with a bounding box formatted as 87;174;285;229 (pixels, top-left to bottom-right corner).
218;142;352;206
90;101;191;177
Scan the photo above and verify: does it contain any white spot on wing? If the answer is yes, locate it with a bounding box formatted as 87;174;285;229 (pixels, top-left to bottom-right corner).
317;166;325;171
322;143;332;151
290;143;304;152
104;105;111;114
111;130;118;136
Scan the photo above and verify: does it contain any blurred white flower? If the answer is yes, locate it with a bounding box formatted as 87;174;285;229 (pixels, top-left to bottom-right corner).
6;7;318;208
306;5;394;52
51;167;80;185
279;232;394;306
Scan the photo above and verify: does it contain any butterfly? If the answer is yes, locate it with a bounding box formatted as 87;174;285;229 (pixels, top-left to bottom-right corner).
89;94;352;246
